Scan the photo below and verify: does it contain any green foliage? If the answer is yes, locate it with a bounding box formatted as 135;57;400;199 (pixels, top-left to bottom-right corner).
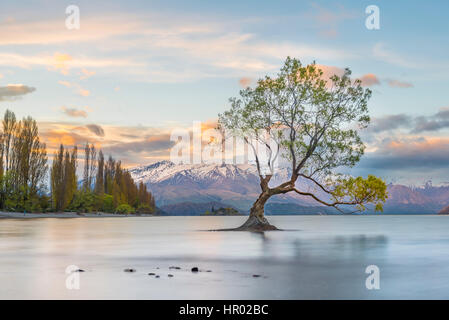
115;203;135;214
38;194;51;212
68;190;96;213
51;144;77;212
0;110;48;212
136;203;154;214
329;175;388;212
3;185;43;213
102;194;114;212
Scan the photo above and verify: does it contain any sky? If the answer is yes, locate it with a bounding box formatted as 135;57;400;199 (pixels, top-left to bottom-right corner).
0;0;448;185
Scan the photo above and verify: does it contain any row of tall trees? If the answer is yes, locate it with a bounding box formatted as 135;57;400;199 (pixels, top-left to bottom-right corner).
50;143;155;213
0;110;48;211
0;109;155;213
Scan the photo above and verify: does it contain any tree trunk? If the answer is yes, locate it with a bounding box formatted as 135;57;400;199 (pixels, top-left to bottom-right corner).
212;175;282;232
234;192;278;231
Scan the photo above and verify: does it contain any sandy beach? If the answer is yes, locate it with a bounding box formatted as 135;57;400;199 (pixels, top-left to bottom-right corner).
0;211;155;219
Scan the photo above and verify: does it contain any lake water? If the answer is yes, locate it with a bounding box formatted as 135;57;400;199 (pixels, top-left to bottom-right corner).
1;215;449;299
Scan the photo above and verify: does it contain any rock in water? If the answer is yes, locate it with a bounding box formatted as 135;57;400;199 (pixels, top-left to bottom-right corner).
124;268;136;273
168;274;174;277
191;267;199;272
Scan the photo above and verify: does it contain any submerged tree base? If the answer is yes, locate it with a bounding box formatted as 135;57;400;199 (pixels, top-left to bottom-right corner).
213;215;280;232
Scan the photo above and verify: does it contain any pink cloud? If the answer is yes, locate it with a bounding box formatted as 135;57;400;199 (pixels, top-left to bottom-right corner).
359;73;380;87
60;106;88;118
80;68;96;80
388;80;414;88
239;77;253;88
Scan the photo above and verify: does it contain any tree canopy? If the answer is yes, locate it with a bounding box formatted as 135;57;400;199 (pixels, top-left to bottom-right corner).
219;57;387;228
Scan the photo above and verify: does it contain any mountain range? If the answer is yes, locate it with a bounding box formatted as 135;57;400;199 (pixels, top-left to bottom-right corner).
129;161;449;215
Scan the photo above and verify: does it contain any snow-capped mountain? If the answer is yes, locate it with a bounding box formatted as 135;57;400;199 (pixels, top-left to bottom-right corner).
130;160;259;185
129;161;449;214
129;160;316;210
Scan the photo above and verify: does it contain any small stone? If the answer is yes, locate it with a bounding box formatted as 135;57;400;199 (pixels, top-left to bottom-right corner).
252;274;261;278
191;267;199;272
124;268;136;273
206;270;212;272
169;266;181;270
74;269;85;272
155;275;160;278
148;273;156;276
168;274;174;277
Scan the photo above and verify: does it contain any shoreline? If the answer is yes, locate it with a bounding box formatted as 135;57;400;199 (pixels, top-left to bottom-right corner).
0;212;442;219
0;211;156;219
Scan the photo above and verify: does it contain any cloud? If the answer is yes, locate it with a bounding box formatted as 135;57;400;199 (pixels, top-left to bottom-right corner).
61;106;88;118
80;68;95;80
102;134;175;165
0;12;353;82
58;81;90;97
367;108;449;134
50;52;72;75
0;52;141;73
435;108;449;119
0;15;149;46
239;77;253;88
315;64;413;90
360;137;449;170
86;124;105;137
372;43;418;69
34;121;184;166
38;123;102;151
104;135;174;154
315;65;345;79
368;114;412;133
314;65;382;88
359;74;380;87
58;80;72;87
387;79;414;88
311;3;356;39
0;84;36;101
78;88;90;97
412;107;449;133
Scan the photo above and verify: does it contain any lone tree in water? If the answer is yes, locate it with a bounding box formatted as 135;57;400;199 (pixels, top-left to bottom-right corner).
218;57;387;231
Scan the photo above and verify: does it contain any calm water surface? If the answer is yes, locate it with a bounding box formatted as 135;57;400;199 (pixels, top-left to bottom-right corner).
1;215;449;299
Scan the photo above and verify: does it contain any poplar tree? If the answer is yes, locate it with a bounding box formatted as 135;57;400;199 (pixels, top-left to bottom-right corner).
94;150;105;195
51;144;77;211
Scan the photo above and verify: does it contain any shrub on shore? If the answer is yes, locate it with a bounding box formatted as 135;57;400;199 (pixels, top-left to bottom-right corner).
115;204;135;214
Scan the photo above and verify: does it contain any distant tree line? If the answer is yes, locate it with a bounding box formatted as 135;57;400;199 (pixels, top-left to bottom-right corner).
0;110;155;214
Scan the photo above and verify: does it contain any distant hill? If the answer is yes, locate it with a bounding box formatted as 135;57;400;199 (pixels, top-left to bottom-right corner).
265;203;342;215
160;201;237;216
130;161;449;215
